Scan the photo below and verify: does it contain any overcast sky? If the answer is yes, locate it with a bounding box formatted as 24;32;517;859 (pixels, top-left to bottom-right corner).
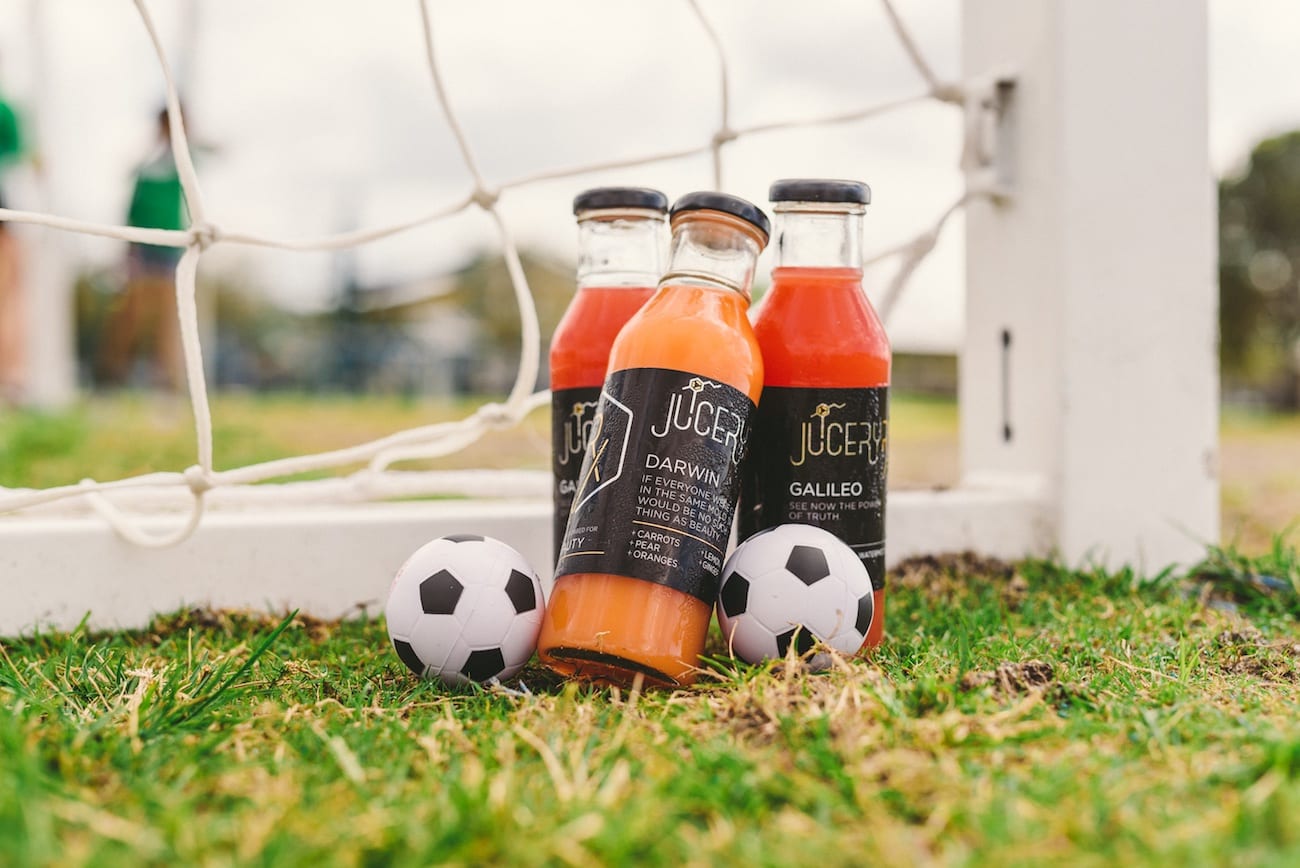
0;0;1296;353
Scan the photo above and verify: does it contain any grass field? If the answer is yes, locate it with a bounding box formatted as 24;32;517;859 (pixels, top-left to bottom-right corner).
1;393;1299;864
1;393;1294;552
3;552;1300;864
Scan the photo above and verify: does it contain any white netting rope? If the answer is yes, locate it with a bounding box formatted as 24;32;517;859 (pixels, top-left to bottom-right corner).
0;0;1009;546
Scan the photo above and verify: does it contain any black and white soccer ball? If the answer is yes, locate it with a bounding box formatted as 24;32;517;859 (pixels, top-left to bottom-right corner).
385;534;544;686
717;524;874;668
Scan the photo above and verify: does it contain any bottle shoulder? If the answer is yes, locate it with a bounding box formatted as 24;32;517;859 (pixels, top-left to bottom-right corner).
551;286;655;388
610;284;763;401
754;271;890;387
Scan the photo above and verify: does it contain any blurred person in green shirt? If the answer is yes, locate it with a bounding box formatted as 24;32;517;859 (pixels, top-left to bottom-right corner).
0;88;27;405
99;107;189;391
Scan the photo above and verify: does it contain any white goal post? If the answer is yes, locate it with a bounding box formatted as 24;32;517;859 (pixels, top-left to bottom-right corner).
962;0;1218;575
0;0;1218;635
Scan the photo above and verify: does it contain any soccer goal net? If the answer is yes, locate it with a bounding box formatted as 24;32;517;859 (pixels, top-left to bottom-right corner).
0;0;1219;634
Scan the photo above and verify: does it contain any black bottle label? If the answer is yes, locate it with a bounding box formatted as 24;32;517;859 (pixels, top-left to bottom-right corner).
738;386;888;590
552;386;604;565
555;367;756;604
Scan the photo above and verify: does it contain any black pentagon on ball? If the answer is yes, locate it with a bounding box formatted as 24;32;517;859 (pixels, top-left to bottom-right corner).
719;573;750;617
443;533;485;543
785;544;831;585
392;639;426;676
856;592;875;636
461;647;506;682
420;569;464;615
504;569;537;614
775;626;818;658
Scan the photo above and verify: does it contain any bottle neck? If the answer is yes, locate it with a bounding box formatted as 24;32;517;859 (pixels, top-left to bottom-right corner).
773;203;864;270
576;208;666;289
661;211;765;301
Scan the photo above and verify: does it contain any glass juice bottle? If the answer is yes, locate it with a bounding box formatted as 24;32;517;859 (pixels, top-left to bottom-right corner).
551;187;667;564
738;179;891;649
540;192;770;687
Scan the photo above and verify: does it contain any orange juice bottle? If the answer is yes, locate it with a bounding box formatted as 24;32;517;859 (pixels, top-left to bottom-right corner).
540;192;770;687
551;187;667;564
739;179;891;649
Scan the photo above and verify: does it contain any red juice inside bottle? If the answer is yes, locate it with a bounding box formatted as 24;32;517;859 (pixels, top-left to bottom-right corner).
739;179;891;649
551;188;666;565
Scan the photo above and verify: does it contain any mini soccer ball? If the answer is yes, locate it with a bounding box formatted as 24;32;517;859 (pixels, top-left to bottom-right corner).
385;534;544;686
716;524;874;668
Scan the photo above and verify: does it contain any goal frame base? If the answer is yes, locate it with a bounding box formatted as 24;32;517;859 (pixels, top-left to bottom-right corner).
1;485;1051;635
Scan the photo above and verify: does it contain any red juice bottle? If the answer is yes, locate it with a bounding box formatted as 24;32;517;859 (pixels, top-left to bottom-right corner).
541;192;770;687
551;188;667;565
738;179;891;649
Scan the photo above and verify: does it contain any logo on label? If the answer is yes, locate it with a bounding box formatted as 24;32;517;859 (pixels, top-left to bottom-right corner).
557;399;600;467
648;377;749;465
791;401;887;467
573;390;633;511
556;367;758;603
739;385;889;591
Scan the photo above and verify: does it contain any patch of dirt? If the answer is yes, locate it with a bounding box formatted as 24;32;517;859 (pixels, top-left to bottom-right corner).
960;660;1056;696
893;552;1020;603
513;661;569;694
1001;573;1032;611
141;607;351;643
1211;625;1300;682
695;663;887;745
1220;651;1300;683
1214;624;1265;648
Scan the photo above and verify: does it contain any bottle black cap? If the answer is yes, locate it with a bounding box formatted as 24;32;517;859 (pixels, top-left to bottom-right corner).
669;191;771;241
572;186;669;215
769;179;871;205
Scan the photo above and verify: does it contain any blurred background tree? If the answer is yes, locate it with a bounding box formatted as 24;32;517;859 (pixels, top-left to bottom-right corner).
441;250;572;393
1220;130;1300;409
72;248;574;397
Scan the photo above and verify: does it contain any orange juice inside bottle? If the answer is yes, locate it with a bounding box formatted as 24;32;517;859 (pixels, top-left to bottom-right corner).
740;180;891;649
551;188;666;564
541;193;770;687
